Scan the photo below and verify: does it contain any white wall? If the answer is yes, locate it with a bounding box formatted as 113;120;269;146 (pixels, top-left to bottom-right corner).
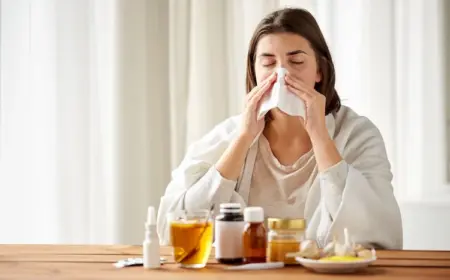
281;0;450;251
445;0;450;181
1;0;450;248
398;0;450;251
401;201;450;250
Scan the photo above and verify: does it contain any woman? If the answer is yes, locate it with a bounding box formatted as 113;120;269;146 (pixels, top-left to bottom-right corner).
157;8;403;249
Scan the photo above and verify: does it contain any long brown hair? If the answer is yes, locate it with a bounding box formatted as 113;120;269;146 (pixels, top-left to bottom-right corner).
246;8;341;115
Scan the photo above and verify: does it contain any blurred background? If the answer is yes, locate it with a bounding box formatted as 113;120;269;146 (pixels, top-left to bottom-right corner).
0;0;449;250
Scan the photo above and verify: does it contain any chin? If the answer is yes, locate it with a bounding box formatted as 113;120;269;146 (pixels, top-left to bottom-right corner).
270;108;295;119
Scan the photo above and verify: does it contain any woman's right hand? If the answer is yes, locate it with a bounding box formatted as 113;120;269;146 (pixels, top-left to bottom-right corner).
216;72;277;181
239;72;277;144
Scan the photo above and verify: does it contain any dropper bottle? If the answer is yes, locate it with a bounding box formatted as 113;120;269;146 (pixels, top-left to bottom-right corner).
242;207;267;263
143;206;161;269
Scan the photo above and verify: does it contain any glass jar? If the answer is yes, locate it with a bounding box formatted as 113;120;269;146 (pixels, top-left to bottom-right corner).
267;218;306;264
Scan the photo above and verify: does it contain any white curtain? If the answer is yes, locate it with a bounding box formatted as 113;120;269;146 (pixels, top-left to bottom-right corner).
0;0;447;245
280;0;448;201
0;0;278;244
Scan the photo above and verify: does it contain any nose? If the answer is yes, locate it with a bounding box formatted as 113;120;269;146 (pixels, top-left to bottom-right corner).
277;62;287;69
276;67;287;77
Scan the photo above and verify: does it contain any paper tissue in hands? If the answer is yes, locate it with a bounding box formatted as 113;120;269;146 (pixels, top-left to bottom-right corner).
258;67;306;119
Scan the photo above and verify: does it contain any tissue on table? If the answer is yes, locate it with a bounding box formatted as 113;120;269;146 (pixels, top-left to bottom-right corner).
258;68;306;119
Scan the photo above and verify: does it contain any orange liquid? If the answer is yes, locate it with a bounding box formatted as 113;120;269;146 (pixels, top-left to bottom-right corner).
267;240;300;264
242;223;267;263
170;221;213;266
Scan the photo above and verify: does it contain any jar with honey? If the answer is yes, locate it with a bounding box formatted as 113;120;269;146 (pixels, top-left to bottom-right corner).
267;218;305;264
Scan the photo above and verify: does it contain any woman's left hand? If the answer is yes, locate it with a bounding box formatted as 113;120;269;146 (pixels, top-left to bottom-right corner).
285;73;343;171
285;74;328;142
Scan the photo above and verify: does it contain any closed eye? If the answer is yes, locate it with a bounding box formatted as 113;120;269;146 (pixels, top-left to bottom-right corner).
262;62;276;67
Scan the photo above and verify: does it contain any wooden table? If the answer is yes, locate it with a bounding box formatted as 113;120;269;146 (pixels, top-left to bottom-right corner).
0;245;450;279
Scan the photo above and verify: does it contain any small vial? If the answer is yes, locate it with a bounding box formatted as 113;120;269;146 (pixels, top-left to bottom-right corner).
242;207;267;263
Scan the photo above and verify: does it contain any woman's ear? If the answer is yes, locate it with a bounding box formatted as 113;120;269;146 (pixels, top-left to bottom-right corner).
315;56;325;83
316;56;328;83
315;70;322;83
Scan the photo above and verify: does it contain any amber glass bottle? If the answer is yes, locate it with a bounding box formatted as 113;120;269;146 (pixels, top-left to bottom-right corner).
242;207;267;263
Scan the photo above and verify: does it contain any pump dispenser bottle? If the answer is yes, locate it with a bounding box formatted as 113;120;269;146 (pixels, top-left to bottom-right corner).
143;206;161;269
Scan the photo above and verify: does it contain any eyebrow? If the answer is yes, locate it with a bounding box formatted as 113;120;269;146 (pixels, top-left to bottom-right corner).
258;50;307;57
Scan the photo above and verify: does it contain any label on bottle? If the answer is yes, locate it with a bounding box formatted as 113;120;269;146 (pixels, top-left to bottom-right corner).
215;220;245;259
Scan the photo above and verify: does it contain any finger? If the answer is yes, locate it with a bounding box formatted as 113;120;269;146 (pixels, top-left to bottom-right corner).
286;84;313;103
285;75;314;97
249;77;275;105
284;73;304;87
248;79;275;106
250;72;276;97
255;98;267;121
247;72;277;100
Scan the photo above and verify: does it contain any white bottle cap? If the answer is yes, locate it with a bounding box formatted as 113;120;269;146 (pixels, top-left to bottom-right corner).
146;206;156;226
244;207;264;222
219;203;242;213
220;203;242;209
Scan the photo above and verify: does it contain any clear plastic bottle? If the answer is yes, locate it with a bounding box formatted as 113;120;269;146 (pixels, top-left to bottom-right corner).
242;207;267;263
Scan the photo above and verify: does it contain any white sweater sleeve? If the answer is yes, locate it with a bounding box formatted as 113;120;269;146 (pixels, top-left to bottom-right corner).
315;117;403;249
156;117;245;245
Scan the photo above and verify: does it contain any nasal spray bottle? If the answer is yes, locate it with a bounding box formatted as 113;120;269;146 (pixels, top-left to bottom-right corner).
143;206;161;269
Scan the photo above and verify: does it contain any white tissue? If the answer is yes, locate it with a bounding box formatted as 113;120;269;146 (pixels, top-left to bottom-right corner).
258;68;306;119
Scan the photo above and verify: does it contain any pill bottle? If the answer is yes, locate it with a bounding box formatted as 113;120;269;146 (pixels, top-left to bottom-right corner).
215;203;245;264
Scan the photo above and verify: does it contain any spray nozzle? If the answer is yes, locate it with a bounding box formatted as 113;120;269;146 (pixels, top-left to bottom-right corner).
146;206;156;226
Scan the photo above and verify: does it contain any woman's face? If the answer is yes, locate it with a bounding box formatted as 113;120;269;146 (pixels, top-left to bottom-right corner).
254;32;321;87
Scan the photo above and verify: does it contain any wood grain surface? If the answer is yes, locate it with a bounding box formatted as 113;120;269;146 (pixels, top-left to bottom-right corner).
0;245;449;279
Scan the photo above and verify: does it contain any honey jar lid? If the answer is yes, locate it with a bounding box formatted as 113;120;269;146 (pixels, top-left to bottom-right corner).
267;218;306;230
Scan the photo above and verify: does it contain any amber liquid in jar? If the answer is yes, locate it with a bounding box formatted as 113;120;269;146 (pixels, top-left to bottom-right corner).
268;239;300;264
267;218;305;265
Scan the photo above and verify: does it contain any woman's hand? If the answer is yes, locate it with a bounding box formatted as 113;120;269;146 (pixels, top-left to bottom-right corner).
284;74;328;141
239;72;277;145
216;72;276;181
285;73;343;171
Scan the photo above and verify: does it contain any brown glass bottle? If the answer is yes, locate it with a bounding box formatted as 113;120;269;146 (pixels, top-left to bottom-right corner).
242;207;267;263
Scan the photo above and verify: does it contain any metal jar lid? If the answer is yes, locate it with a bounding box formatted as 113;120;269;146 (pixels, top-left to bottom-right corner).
267;218;306;230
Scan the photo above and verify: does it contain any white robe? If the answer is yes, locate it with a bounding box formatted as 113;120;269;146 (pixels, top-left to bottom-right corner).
156;105;403;249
